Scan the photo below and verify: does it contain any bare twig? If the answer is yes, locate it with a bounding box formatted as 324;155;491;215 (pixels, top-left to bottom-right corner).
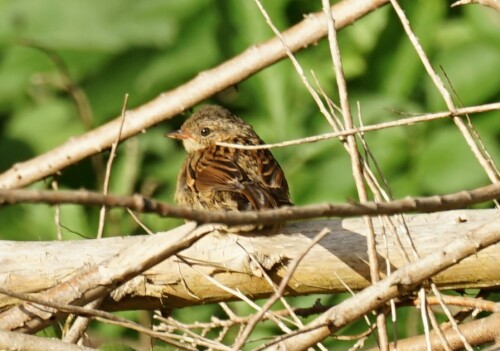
451;0;500;11
252;0;336;129
97;94;129;239
426;302;453;351
183;262;292;334
63;298;104;344
0;287;196;351
0;183;498;225
51;180;63;240
216;103;500;151
430;284;474;351
370;312;500;351
390;0;500;184
416;295;499;313
321;1;388;348
418;288;432;350
231;228;330;350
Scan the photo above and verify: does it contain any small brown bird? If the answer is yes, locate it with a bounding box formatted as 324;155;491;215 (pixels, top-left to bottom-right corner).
167;105;291;219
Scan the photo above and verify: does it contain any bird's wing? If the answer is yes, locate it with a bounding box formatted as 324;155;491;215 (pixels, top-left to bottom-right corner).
191;148;244;192
190;146;289;210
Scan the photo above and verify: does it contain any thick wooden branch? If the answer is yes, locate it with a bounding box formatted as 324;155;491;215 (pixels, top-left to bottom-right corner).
0;222;214;333
0;209;498;317
0;330;96;351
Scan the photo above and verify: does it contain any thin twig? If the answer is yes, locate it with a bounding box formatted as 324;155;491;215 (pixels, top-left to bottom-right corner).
321;1;387;347
0;287;196;350
97;94;129;238
216;103;500;150
62;298;104;344
390;0;500;184
430;284;474;351
51;180;63;240
183;262;292;334
252;0;336;130
0;182;498;225
231;228;330;350
425;303;453;351
418;288;432;351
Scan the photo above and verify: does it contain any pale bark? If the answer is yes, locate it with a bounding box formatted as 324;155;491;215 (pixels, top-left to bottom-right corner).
1;209;498;314
0;330;96;351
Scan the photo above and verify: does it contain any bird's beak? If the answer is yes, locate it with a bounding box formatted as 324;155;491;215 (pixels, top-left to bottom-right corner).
165;130;190;140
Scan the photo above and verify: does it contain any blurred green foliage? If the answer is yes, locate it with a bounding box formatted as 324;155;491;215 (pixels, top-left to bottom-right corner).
1;0;499;349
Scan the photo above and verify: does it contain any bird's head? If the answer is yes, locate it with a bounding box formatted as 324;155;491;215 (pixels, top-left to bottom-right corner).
167;105;254;152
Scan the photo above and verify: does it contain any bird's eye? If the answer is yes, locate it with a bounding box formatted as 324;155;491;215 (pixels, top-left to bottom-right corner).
200;127;211;136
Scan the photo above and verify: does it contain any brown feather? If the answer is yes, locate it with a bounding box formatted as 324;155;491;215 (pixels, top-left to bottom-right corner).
168;105;292;228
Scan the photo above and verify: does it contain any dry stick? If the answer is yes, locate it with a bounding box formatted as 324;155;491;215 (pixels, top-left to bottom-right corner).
97;94;129;239
253;295;498;351
390;0;500;185
62;95;130;344
127;208;155;235
0;287;197;351
231;228;331;350
216;102;500;151
252;0;336;130
51;180;63;240
242;250;303;327
253;267;330;350
418;288;433;351
451;0;500;10
0;222;214;334
0;330;97;351
372;312;500;351
255;294;498;351
255;322;332;351
154;316;231;351
355;102;412;348
63;300;102;344
390;2;491;348
444;69;500;184
321;2;388;349
184;263;294;338
155;302;331;334
1;182;499;225
430;284;474;351
267;219;500;350
356;130;406;343
425;303;453;351
419;295;499;313
0;0;388;190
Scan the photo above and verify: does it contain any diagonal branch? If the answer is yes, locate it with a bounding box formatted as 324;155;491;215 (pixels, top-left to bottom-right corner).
0;222;216;334
267;218;500;350
0;0;388;190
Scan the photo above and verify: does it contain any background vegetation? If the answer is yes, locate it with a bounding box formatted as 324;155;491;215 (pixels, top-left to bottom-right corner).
0;0;498;349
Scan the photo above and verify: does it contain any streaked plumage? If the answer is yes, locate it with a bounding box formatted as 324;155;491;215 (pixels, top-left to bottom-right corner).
167;105;291;221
